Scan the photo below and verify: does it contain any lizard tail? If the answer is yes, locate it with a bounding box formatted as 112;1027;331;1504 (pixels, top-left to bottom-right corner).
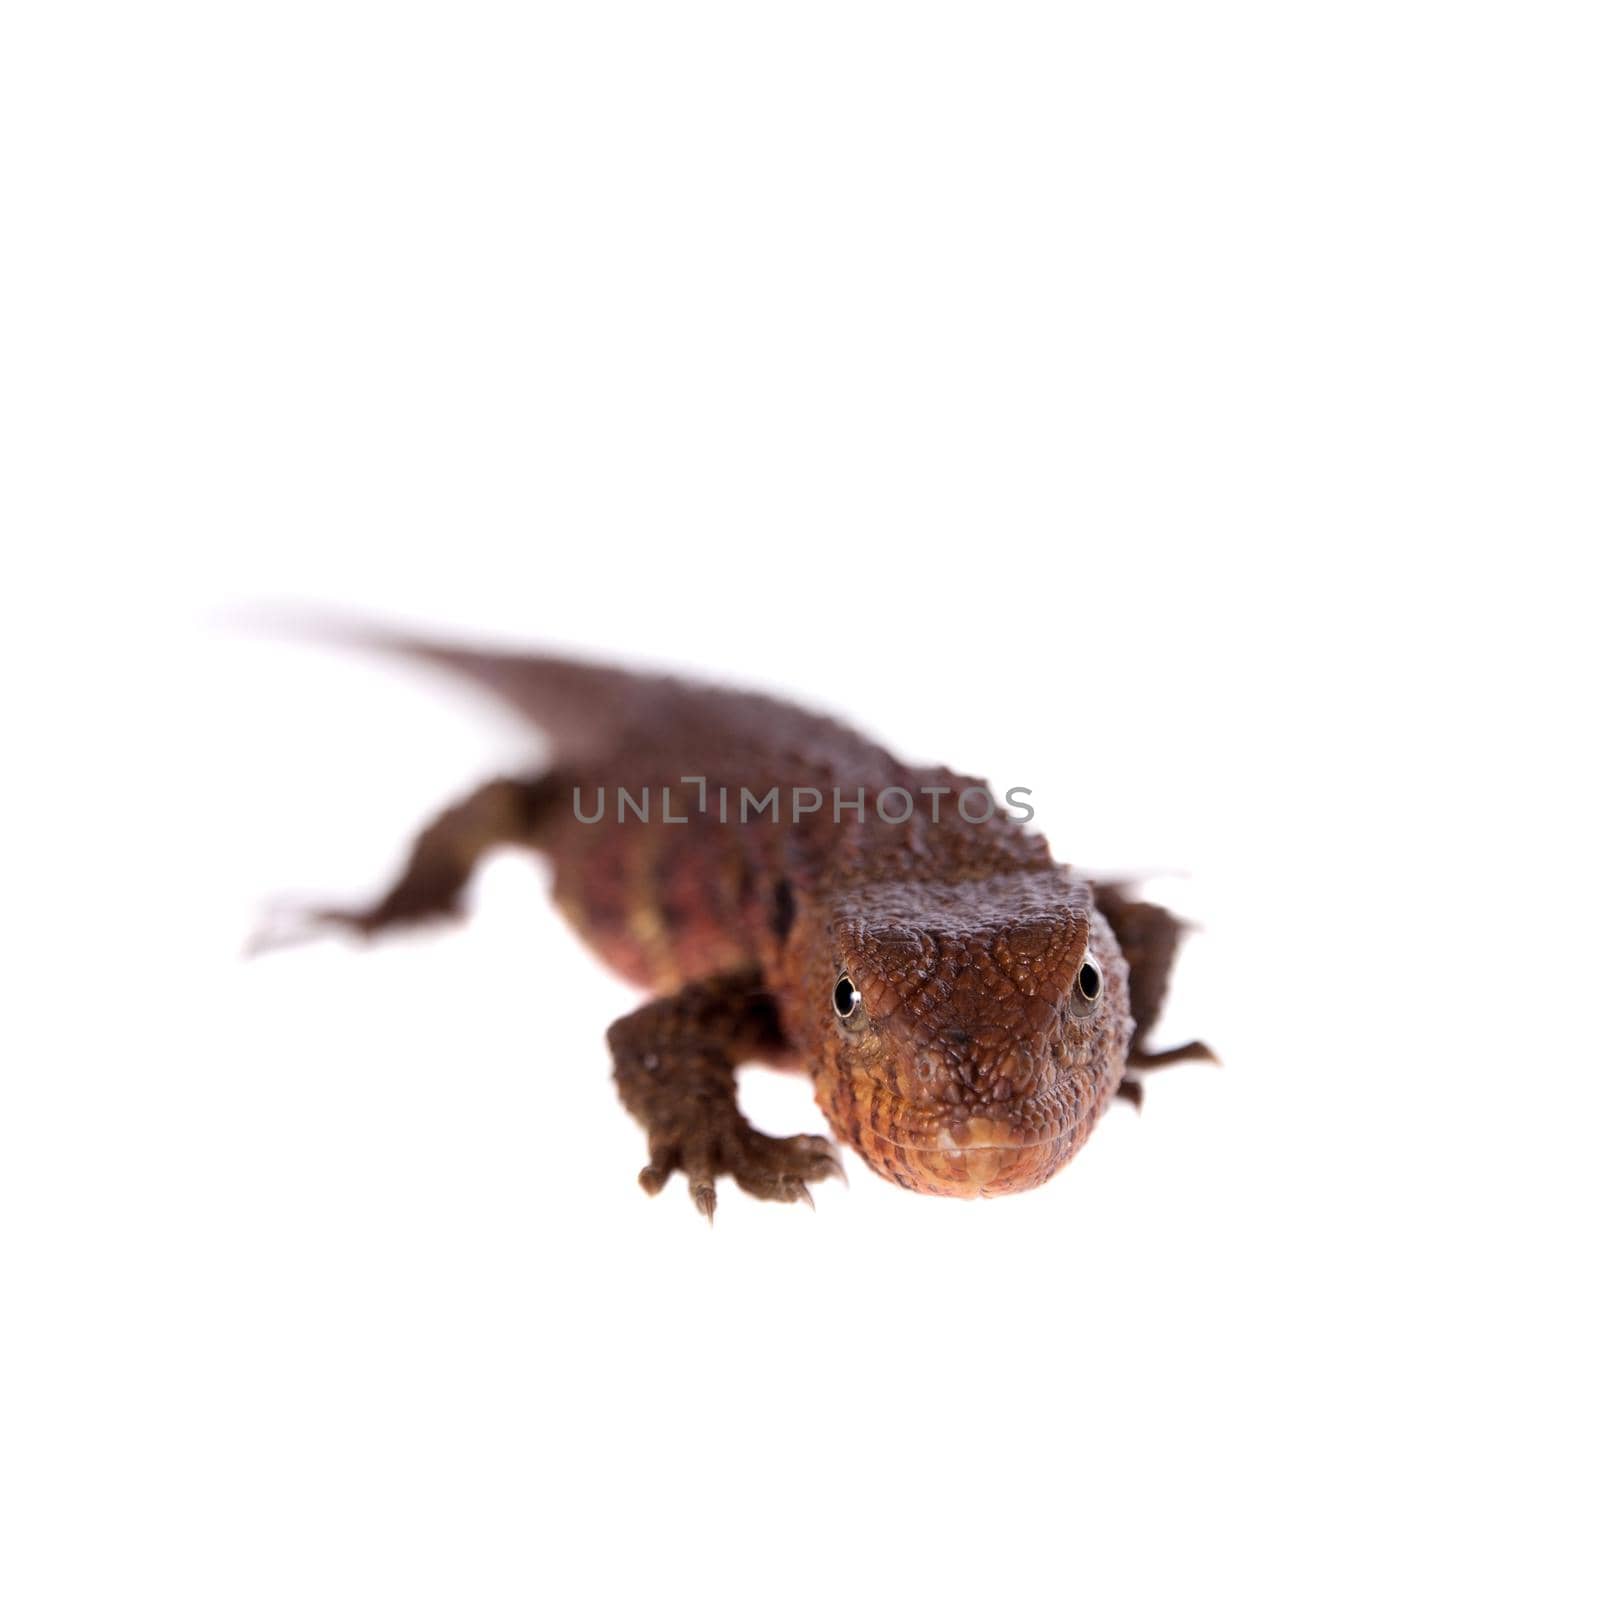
227;603;648;758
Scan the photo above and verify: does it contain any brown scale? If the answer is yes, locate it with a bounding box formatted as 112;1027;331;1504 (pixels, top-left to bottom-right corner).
264;627;1215;1218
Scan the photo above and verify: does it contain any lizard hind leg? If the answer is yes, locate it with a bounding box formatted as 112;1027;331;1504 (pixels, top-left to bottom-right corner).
249;772;562;953
608;972;845;1221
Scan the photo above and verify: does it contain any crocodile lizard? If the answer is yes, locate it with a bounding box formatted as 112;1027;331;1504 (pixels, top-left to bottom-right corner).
260;630;1213;1215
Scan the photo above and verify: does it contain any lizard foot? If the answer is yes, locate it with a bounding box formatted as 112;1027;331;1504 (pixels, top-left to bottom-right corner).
639;1121;844;1221
609;974;846;1221
1131;1039;1219;1068
243;897;461;957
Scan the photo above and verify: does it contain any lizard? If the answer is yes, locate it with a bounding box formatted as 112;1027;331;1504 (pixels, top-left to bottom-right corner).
258;628;1214;1215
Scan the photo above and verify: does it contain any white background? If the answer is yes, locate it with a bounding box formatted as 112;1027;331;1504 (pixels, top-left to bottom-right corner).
3;4;1596;1596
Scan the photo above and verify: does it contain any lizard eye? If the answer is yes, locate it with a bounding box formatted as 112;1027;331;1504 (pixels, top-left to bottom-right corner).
1069;954;1103;1017
832;973;862;1022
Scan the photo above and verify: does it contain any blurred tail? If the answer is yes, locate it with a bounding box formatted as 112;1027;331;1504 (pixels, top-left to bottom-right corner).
225;604;645;757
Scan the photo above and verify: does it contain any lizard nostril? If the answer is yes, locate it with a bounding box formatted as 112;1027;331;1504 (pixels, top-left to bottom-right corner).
953;1055;990;1091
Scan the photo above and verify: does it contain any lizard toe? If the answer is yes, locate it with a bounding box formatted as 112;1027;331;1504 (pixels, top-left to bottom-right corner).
728;1130;845;1203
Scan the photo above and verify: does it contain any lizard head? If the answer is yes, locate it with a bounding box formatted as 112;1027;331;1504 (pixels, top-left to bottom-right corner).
810;871;1133;1197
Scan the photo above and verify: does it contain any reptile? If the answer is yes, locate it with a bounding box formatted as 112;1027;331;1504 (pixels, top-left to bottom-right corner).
259;628;1214;1215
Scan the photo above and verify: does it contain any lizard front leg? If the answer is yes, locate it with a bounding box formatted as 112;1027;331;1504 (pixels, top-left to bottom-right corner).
608;972;844;1221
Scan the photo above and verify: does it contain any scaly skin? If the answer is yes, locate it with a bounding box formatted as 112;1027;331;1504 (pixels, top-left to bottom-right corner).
262;629;1213;1214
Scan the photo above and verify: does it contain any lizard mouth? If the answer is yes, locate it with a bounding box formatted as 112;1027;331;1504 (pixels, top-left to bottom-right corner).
849;1075;1096;1149
837;1075;1099;1197
872;1123;1072;1155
